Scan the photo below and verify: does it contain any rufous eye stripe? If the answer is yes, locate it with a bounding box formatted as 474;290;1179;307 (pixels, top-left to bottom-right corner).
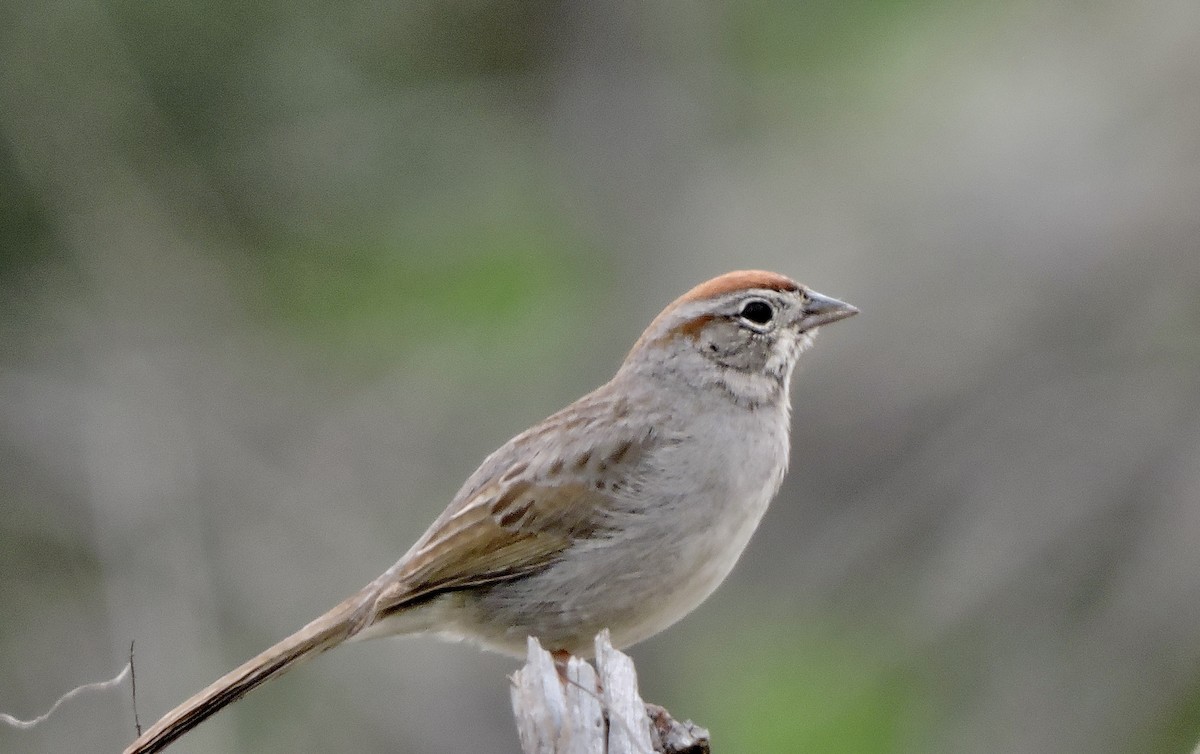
667;314;716;341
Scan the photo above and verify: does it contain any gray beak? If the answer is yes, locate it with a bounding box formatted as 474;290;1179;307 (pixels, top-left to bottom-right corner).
797;290;858;331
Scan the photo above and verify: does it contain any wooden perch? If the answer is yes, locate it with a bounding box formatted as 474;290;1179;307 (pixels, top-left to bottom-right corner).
509;630;710;754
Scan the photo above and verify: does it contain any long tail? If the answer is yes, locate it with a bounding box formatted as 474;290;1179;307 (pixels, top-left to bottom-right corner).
124;587;378;754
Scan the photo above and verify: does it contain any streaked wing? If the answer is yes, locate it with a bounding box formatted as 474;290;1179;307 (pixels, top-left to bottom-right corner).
371;399;654;616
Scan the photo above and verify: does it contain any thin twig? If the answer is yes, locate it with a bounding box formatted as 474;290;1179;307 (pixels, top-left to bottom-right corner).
130;640;141;735
0;663;131;730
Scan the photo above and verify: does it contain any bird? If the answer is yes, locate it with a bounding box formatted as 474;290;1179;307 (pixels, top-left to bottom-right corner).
124;269;857;753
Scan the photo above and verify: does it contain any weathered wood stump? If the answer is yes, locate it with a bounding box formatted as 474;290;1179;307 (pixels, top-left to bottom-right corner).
510;630;710;754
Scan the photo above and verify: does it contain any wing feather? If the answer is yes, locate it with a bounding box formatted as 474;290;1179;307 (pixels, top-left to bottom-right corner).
370;395;655;618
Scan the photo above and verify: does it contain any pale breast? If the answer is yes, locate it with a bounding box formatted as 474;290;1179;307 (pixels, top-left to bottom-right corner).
606;400;789;646
446;390;790;655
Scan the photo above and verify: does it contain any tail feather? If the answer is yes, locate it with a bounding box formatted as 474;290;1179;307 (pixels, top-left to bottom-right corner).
124;590;376;754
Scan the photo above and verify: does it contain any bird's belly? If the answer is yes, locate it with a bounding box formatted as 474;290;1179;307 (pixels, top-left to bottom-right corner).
452;477;778;657
603;483;775;649
443;409;788;657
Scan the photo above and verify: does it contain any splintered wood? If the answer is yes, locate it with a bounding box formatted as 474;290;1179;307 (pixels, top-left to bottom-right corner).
509;630;710;754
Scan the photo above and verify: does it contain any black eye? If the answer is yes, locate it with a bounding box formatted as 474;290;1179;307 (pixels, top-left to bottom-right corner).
739;299;774;325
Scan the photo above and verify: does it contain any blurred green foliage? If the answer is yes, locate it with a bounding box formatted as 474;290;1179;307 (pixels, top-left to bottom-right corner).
1149;676;1200;754
726;0;926;73
0;141;55;280
250;228;582;367
682;621;932;752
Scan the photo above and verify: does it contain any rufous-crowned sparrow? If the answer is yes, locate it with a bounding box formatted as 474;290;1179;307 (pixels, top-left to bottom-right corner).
125;270;857;753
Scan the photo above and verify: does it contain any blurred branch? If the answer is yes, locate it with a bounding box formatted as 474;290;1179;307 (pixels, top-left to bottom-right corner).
510;631;710;754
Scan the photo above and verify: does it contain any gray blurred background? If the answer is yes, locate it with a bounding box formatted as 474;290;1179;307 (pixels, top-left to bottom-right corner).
2;1;1199;752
